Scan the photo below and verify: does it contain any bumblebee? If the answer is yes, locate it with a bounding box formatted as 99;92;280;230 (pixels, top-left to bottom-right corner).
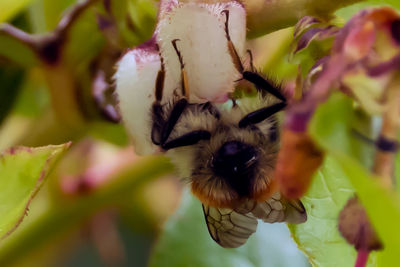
150;10;307;248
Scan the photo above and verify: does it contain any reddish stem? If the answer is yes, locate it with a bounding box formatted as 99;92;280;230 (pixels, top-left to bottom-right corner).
355;249;369;267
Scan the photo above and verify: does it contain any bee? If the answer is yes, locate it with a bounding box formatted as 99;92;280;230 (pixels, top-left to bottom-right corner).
150;10;307;248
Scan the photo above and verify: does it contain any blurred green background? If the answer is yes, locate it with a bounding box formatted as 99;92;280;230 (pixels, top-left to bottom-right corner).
0;0;399;266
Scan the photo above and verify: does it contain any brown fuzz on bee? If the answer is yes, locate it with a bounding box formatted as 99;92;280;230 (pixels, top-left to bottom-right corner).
149;9;307;248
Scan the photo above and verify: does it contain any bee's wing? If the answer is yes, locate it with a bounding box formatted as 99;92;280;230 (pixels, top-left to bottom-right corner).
202;204;258;248
251;192;307;224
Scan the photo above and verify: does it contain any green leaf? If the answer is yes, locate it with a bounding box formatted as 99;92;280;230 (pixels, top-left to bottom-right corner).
308;92;400;266
12;73;50;117
396;152;400;191
0;0;33;23
308;93;375;167
0;143;70;239
331;153;400;266
126;0;157;43
42;0;76;31
335;0;399;21
150;190;309;267
289;157;377;267
110;0;157;46
0;66;24;124
384;0;400;9
0;33;39;67
64;8;105;70
87;121;129;147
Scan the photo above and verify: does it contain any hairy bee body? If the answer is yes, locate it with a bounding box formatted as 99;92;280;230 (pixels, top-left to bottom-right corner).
151;86;307;248
162;92;280;208
115;2;307;248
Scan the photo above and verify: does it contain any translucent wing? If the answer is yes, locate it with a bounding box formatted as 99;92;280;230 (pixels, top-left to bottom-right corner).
202;204;258;248
251;192;307;224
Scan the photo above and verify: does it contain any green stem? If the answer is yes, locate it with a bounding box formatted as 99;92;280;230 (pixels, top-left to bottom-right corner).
0;155;174;266
245;0;365;38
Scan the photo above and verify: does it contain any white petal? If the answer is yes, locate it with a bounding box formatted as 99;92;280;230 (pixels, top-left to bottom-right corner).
115;44;161;155
156;1;246;103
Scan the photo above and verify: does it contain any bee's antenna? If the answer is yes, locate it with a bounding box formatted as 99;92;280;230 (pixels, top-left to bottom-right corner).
221;10;244;74
171;39;190;99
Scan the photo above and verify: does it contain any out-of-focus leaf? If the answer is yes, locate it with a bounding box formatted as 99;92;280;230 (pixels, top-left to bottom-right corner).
150;190;309;267
335;1;394;20
12;69;50;117
0;0;33;23
308;93;375;167
0;143;70;239
127;0;156;42
0;155;173;266
261;28;298;80
341;70;386;115
64;8;105;70
0;66;24;124
110;0;157;46
43;0;76;30
0;33;38;67
309;93;400;266
396;151;400;191
331;154;400;267
27;0;76;33
87;122;129;147
384;0;400;9
289;157;377;267
290;31;336;77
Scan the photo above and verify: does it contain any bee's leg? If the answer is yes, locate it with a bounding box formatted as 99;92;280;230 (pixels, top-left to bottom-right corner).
151;43;189;146
160;98;188;145
154;40;215;150
242;71;286;102
238;102;286;128
221;10;244;74
153;39;194;148
162;130;211;150
221;10;286;102
156;39;193;146
172;39;190;99
151;47;167;145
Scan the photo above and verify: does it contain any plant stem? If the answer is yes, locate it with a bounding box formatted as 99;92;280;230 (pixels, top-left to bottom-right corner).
355;249;369;267
0;155;174;266
372;74;400;187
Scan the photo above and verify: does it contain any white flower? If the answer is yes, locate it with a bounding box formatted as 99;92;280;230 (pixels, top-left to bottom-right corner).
115;0;246;155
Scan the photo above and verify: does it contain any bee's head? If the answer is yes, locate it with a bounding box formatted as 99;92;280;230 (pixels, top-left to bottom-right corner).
191;125;279;208
211;141;258;196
